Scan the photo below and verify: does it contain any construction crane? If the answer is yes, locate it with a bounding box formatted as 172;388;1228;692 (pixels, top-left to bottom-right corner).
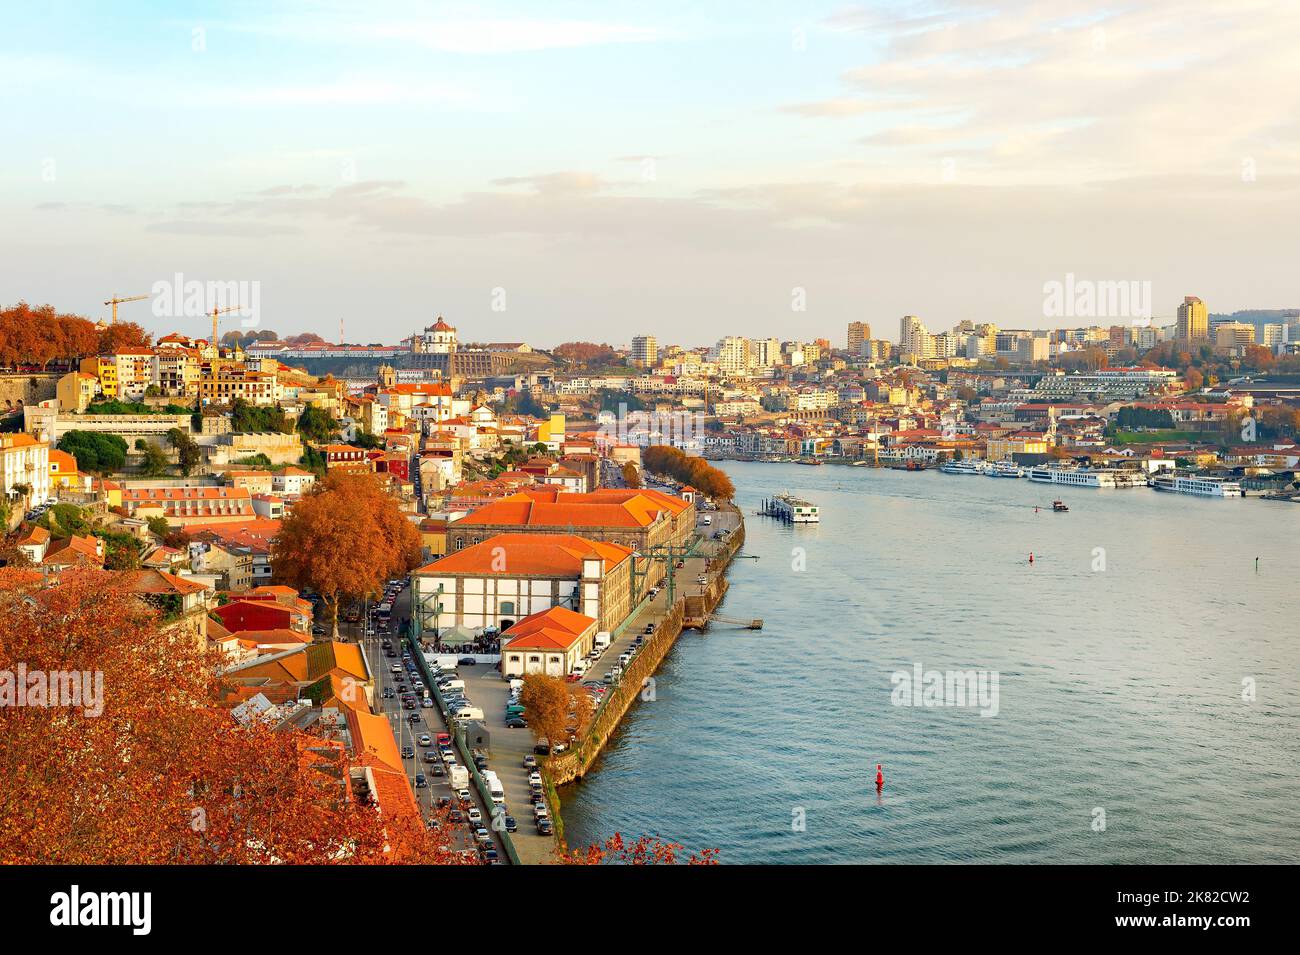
103;293;149;325
208;304;245;351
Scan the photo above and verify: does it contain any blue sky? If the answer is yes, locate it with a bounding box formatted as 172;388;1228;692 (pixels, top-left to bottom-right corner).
4;1;1299;346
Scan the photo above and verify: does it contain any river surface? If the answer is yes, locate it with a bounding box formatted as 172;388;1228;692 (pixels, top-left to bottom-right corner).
560;461;1300;863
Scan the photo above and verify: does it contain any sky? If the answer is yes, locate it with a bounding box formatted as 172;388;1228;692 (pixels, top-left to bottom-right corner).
3;0;1299;348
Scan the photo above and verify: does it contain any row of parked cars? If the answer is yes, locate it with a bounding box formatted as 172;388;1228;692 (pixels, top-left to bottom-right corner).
380;636;507;864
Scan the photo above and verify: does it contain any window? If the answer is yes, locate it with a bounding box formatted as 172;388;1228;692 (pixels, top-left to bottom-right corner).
499;601;515;616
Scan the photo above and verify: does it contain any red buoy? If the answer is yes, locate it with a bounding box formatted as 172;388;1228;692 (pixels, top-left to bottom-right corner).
1029;552;1034;563
875;763;884;790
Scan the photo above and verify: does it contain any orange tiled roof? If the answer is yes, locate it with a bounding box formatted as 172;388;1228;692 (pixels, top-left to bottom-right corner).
42;535;103;567
415;533;632;577
455;489;685;530
18;524;50;546
128;568;211;596
224;640;367;685
503;606;596;651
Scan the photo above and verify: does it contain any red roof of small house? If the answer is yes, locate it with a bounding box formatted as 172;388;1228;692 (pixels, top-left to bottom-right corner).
502;606;596;652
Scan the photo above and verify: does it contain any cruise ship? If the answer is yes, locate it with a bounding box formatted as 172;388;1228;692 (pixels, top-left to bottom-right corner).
989;461;1023;478
1027;465;1121;488
1151;474;1243;497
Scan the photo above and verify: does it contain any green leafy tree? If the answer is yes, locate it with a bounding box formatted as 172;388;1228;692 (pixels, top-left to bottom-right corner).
167;428;201;477
93;529;143;570
297;405;341;444
228;397;292;434
57;431;127;476
38;503;90;538
138;442;169;477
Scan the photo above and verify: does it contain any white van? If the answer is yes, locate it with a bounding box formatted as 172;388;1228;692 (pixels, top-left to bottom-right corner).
509;679;524;693
452;706;484;721
440;679;465;693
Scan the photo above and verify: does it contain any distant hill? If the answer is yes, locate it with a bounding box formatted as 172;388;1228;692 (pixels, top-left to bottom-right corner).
1210;309;1300;322
1210;309;1299;343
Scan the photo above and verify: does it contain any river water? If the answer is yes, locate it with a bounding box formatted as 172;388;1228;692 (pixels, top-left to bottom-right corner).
560;461;1300;863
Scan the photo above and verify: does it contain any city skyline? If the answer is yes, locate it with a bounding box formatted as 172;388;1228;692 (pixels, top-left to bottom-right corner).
5;1;1300;344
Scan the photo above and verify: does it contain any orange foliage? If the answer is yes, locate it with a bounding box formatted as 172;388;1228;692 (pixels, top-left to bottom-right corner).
0;302;151;368
0;568;457;864
558;833;719;866
642;445;735;499
271;472;423;636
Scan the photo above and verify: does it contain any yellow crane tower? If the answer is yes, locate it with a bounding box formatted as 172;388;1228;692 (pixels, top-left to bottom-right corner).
103;293;149;325
208;304;245;351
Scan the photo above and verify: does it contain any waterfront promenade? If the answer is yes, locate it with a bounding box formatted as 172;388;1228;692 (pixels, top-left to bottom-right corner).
442;496;745;863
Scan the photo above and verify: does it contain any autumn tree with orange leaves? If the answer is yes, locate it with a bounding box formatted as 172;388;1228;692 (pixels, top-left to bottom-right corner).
0;568;464;864
558;833;719;865
0;302;151;369
271;471;423;638
519;673;594;756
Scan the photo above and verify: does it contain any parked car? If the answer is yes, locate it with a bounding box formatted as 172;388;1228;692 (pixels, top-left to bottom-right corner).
467;807;482;824
505;717;528;729
457;657;477;666
522;755;537;769
401;746;414;759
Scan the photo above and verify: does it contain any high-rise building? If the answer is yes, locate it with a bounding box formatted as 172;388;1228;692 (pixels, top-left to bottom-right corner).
752;337;781;367
899;315;935;360
1176;296;1208;343
712;336;751;375
847;321;871;355
1214;322;1255;350
631;335;658;368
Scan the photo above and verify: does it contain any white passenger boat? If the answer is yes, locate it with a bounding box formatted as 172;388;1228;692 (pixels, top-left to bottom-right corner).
1151;474;1243;497
989;461;1023;478
939;460;981;475
1027;465;1120;488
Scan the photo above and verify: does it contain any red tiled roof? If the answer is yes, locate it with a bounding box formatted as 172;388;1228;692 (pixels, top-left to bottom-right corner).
415;533;631;576
503;606;596;651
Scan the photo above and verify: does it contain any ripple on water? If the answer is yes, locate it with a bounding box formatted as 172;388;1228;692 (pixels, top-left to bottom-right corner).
560;464;1300;863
